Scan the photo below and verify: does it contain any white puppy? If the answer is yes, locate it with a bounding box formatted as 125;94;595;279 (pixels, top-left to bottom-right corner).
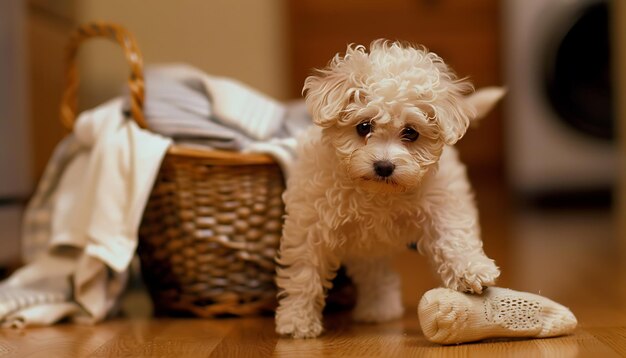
275;40;505;338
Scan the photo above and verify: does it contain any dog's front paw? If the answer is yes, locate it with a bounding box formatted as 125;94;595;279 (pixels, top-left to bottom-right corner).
448;258;500;294
275;306;323;339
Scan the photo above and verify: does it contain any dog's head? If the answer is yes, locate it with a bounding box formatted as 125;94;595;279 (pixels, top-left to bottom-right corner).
304;40;504;193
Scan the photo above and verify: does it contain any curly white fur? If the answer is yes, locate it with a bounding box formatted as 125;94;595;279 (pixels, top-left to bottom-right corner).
275;40;505;339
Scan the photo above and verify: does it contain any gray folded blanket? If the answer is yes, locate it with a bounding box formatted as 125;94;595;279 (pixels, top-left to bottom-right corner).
124;64;312;174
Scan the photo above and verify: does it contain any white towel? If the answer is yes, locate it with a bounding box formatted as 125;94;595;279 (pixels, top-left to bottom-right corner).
203;75;286;141
3;99;171;326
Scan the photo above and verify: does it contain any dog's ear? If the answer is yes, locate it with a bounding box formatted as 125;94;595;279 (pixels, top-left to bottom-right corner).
465;87;506;123
303;71;352;128
435;86;506;145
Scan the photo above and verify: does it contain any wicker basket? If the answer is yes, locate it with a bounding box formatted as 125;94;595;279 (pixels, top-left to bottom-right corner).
60;22;284;317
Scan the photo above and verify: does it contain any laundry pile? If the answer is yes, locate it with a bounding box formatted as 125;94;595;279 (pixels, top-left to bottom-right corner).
1;65;311;327
135;64;311;173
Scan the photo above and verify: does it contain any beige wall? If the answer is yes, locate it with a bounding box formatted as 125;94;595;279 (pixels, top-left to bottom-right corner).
27;0;290;177
74;0;290;110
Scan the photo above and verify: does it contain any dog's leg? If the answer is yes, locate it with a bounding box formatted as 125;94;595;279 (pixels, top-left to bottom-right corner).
419;190;500;294
275;224;339;338
345;257;404;323
414;148;501;294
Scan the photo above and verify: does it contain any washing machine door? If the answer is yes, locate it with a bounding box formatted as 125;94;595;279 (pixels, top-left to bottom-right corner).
543;0;612;140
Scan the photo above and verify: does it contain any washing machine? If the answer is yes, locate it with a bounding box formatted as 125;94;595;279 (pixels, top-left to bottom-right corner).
504;0;614;195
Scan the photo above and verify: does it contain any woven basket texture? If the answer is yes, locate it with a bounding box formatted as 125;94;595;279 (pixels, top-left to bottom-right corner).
138;156;285;317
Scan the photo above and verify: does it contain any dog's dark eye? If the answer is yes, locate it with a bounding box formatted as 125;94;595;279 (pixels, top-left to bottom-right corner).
356;122;372;137
401;127;420;142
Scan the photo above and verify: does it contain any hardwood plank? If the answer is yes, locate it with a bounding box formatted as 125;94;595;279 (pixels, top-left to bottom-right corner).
90;319;233;357
0;322;121;358
88;320;170;357
0;338;15;357
401;332;620;358
0;314;622;357
208;316;277;358
587;327;626;357
277;313;412;357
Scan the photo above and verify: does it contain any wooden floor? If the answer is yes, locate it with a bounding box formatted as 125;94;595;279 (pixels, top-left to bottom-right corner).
1;177;625;357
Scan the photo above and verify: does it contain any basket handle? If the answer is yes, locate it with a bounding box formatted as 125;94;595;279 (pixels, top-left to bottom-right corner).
60;22;148;130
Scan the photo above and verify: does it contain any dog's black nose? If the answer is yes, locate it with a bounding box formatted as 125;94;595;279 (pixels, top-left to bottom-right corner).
374;160;395;177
